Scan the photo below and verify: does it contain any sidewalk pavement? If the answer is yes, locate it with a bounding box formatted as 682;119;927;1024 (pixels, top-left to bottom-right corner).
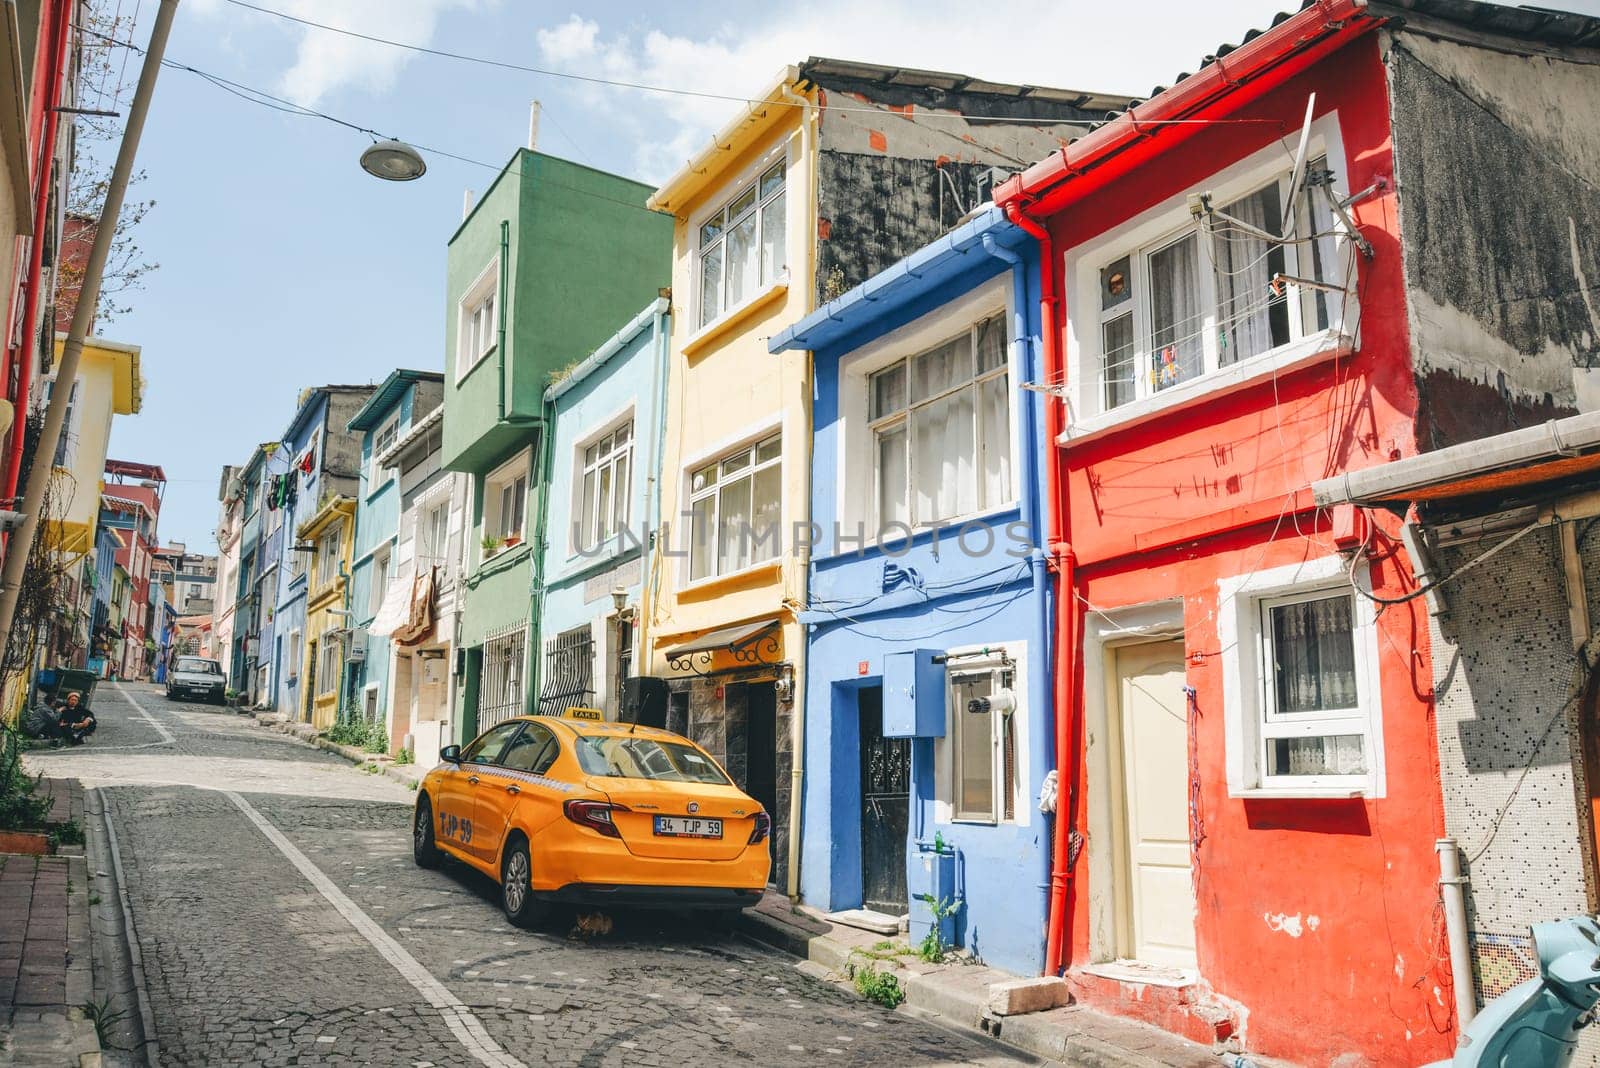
250;711;425;790
736;891;1285;1068
0;779;101;1067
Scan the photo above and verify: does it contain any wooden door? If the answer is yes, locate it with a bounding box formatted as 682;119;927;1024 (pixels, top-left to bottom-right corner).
1112;640;1197;968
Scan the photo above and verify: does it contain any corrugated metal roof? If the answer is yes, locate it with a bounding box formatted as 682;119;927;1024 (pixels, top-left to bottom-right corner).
800;56;1133;116
1128;1;1600;111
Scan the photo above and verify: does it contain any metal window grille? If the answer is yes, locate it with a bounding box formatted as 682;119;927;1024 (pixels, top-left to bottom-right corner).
539;625;594;715
478;626;527;727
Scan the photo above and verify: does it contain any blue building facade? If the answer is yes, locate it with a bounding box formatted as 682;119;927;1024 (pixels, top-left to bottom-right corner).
537;300;670;718
771;208;1053;975
346;370;444;730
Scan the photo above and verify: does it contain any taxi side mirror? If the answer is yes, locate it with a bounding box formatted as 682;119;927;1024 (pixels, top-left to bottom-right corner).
440;745;462;763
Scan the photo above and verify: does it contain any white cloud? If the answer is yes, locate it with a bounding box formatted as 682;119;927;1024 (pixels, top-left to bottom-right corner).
267;0;482;106
533;1;1299;181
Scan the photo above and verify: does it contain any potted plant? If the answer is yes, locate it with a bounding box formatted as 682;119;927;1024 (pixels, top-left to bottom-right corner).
502;532;522;548
480;534;503;555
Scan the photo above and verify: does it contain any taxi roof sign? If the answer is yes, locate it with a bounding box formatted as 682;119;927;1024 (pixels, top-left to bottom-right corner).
562;707;604;721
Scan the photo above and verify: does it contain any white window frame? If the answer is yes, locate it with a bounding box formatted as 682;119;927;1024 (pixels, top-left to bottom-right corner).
368;543;391;617
1218;553;1385;798
835;279;1016;543
417;495;450;566
867;312;1012;530
934;642;1030;828
317;631;343;696
368;415;400;488
315;523;342;589
286;628;302;683
456;257;499;383
1064;113;1356;436
683;431;783;586
691;145;789;331
573;413;634;555
481;449;530;561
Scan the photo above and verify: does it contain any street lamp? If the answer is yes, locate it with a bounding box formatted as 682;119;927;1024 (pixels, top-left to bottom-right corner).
360;139;427;181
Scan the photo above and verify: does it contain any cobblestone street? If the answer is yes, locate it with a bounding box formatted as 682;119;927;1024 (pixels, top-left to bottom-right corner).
32;683;1035;1067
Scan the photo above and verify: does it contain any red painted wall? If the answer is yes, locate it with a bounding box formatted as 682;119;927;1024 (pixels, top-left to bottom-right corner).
1045;36;1453;1067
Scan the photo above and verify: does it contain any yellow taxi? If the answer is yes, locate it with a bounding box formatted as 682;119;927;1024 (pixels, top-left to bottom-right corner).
413;709;771;926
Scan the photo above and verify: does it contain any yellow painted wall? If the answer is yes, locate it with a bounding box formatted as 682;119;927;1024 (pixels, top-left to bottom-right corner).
49;338;139;554
644;84;816;675
298;498;356;729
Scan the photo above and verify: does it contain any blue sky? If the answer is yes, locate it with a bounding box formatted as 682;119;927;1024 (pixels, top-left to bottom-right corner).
95;0;1600;553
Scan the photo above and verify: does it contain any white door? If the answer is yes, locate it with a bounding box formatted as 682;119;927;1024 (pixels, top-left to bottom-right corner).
1112;640;1197;969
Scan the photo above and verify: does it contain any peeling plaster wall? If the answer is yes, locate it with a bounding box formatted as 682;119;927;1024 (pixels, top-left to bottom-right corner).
810;78;1093;302
1386;31;1600;451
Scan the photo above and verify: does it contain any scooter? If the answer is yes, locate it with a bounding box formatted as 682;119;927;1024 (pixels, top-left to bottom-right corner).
1425;915;1600;1067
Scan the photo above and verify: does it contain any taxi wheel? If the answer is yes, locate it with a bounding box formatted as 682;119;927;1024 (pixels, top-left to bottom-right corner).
500;838;546;929
413;796;443;869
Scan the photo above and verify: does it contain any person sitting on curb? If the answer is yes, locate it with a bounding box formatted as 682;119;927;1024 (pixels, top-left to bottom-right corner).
53;691;96;746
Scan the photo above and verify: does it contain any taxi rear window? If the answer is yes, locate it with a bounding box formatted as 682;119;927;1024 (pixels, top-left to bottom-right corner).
573;736;730;785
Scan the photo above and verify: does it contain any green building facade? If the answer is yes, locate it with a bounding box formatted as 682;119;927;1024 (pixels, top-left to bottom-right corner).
444;149;670;743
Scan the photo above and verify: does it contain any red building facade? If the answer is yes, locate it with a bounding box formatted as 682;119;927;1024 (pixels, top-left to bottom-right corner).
997;4;1466;1064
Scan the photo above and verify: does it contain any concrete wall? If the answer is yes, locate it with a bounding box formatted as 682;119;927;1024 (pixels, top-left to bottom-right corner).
1429;523;1598;1017
1386;30;1600;451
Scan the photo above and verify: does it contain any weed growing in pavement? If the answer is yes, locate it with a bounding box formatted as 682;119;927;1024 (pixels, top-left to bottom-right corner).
407;781;418;791
89;893;101;906
52;819;85;848
82;997;127;1046
395;747;414;765
916;894;961;964
0;730;51;831
852;966;904;1009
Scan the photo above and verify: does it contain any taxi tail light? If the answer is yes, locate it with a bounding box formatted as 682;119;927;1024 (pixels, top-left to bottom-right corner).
564;799;629;839
749;810;771;845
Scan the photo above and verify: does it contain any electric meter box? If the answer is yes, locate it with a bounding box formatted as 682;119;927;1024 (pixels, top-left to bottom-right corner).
883;649;945;738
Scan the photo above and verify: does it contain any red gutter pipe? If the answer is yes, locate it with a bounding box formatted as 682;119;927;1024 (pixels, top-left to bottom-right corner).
4;0;74;501
1005;199;1076;976
996;0;1380;978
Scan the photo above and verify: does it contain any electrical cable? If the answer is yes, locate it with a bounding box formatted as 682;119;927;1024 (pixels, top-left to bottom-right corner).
1349;520;1543;607
217;0;1286;130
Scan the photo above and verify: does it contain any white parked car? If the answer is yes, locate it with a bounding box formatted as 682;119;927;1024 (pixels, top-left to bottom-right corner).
166;656;226;704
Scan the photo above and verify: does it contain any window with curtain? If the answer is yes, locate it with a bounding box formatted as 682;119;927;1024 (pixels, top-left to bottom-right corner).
578;421;632;551
1213;183;1289;366
1259;590;1367;781
1093;152;1348;413
687;434;781;582
698;161;787;328
869;314;1010;529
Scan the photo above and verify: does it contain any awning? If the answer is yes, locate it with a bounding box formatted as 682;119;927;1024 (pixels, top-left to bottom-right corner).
660;617;781;660
368;561;414;638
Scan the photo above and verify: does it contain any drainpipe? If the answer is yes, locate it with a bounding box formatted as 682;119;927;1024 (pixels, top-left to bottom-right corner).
984;233;1055;932
524;409;552;714
496;220;510;423
3;0;74;500
780;81;817;902
637;302;669;666
1004;200;1078;977
1438;838;1477;1029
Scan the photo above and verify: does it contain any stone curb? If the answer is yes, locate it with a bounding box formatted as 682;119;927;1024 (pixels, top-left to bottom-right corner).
248;712;424;791
734;907;1246;1068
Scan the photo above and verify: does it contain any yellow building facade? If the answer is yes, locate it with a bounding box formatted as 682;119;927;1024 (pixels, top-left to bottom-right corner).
48;335;141;556
643;69;817;894
297;495;356;729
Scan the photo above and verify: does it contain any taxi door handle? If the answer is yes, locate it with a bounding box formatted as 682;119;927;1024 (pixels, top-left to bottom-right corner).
505;785;520;796
467;775;480;785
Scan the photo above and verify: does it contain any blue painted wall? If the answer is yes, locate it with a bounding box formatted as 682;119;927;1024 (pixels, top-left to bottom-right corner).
348;380;419;724
796;228;1053;975
539;301;670;715
272;393;328;716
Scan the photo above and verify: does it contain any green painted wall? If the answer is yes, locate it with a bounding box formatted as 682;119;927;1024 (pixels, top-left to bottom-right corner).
442;150;669;743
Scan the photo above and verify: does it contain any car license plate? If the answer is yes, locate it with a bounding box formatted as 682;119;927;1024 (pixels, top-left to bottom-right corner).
653;815;722;839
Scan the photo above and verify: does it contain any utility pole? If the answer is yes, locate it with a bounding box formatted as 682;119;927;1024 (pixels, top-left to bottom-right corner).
0;0;180;670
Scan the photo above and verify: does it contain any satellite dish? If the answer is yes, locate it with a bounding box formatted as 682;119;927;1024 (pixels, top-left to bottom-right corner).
1280;93;1316;238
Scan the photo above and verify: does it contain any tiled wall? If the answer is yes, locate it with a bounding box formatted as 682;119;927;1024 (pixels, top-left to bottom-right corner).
1429;523;1596;1005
